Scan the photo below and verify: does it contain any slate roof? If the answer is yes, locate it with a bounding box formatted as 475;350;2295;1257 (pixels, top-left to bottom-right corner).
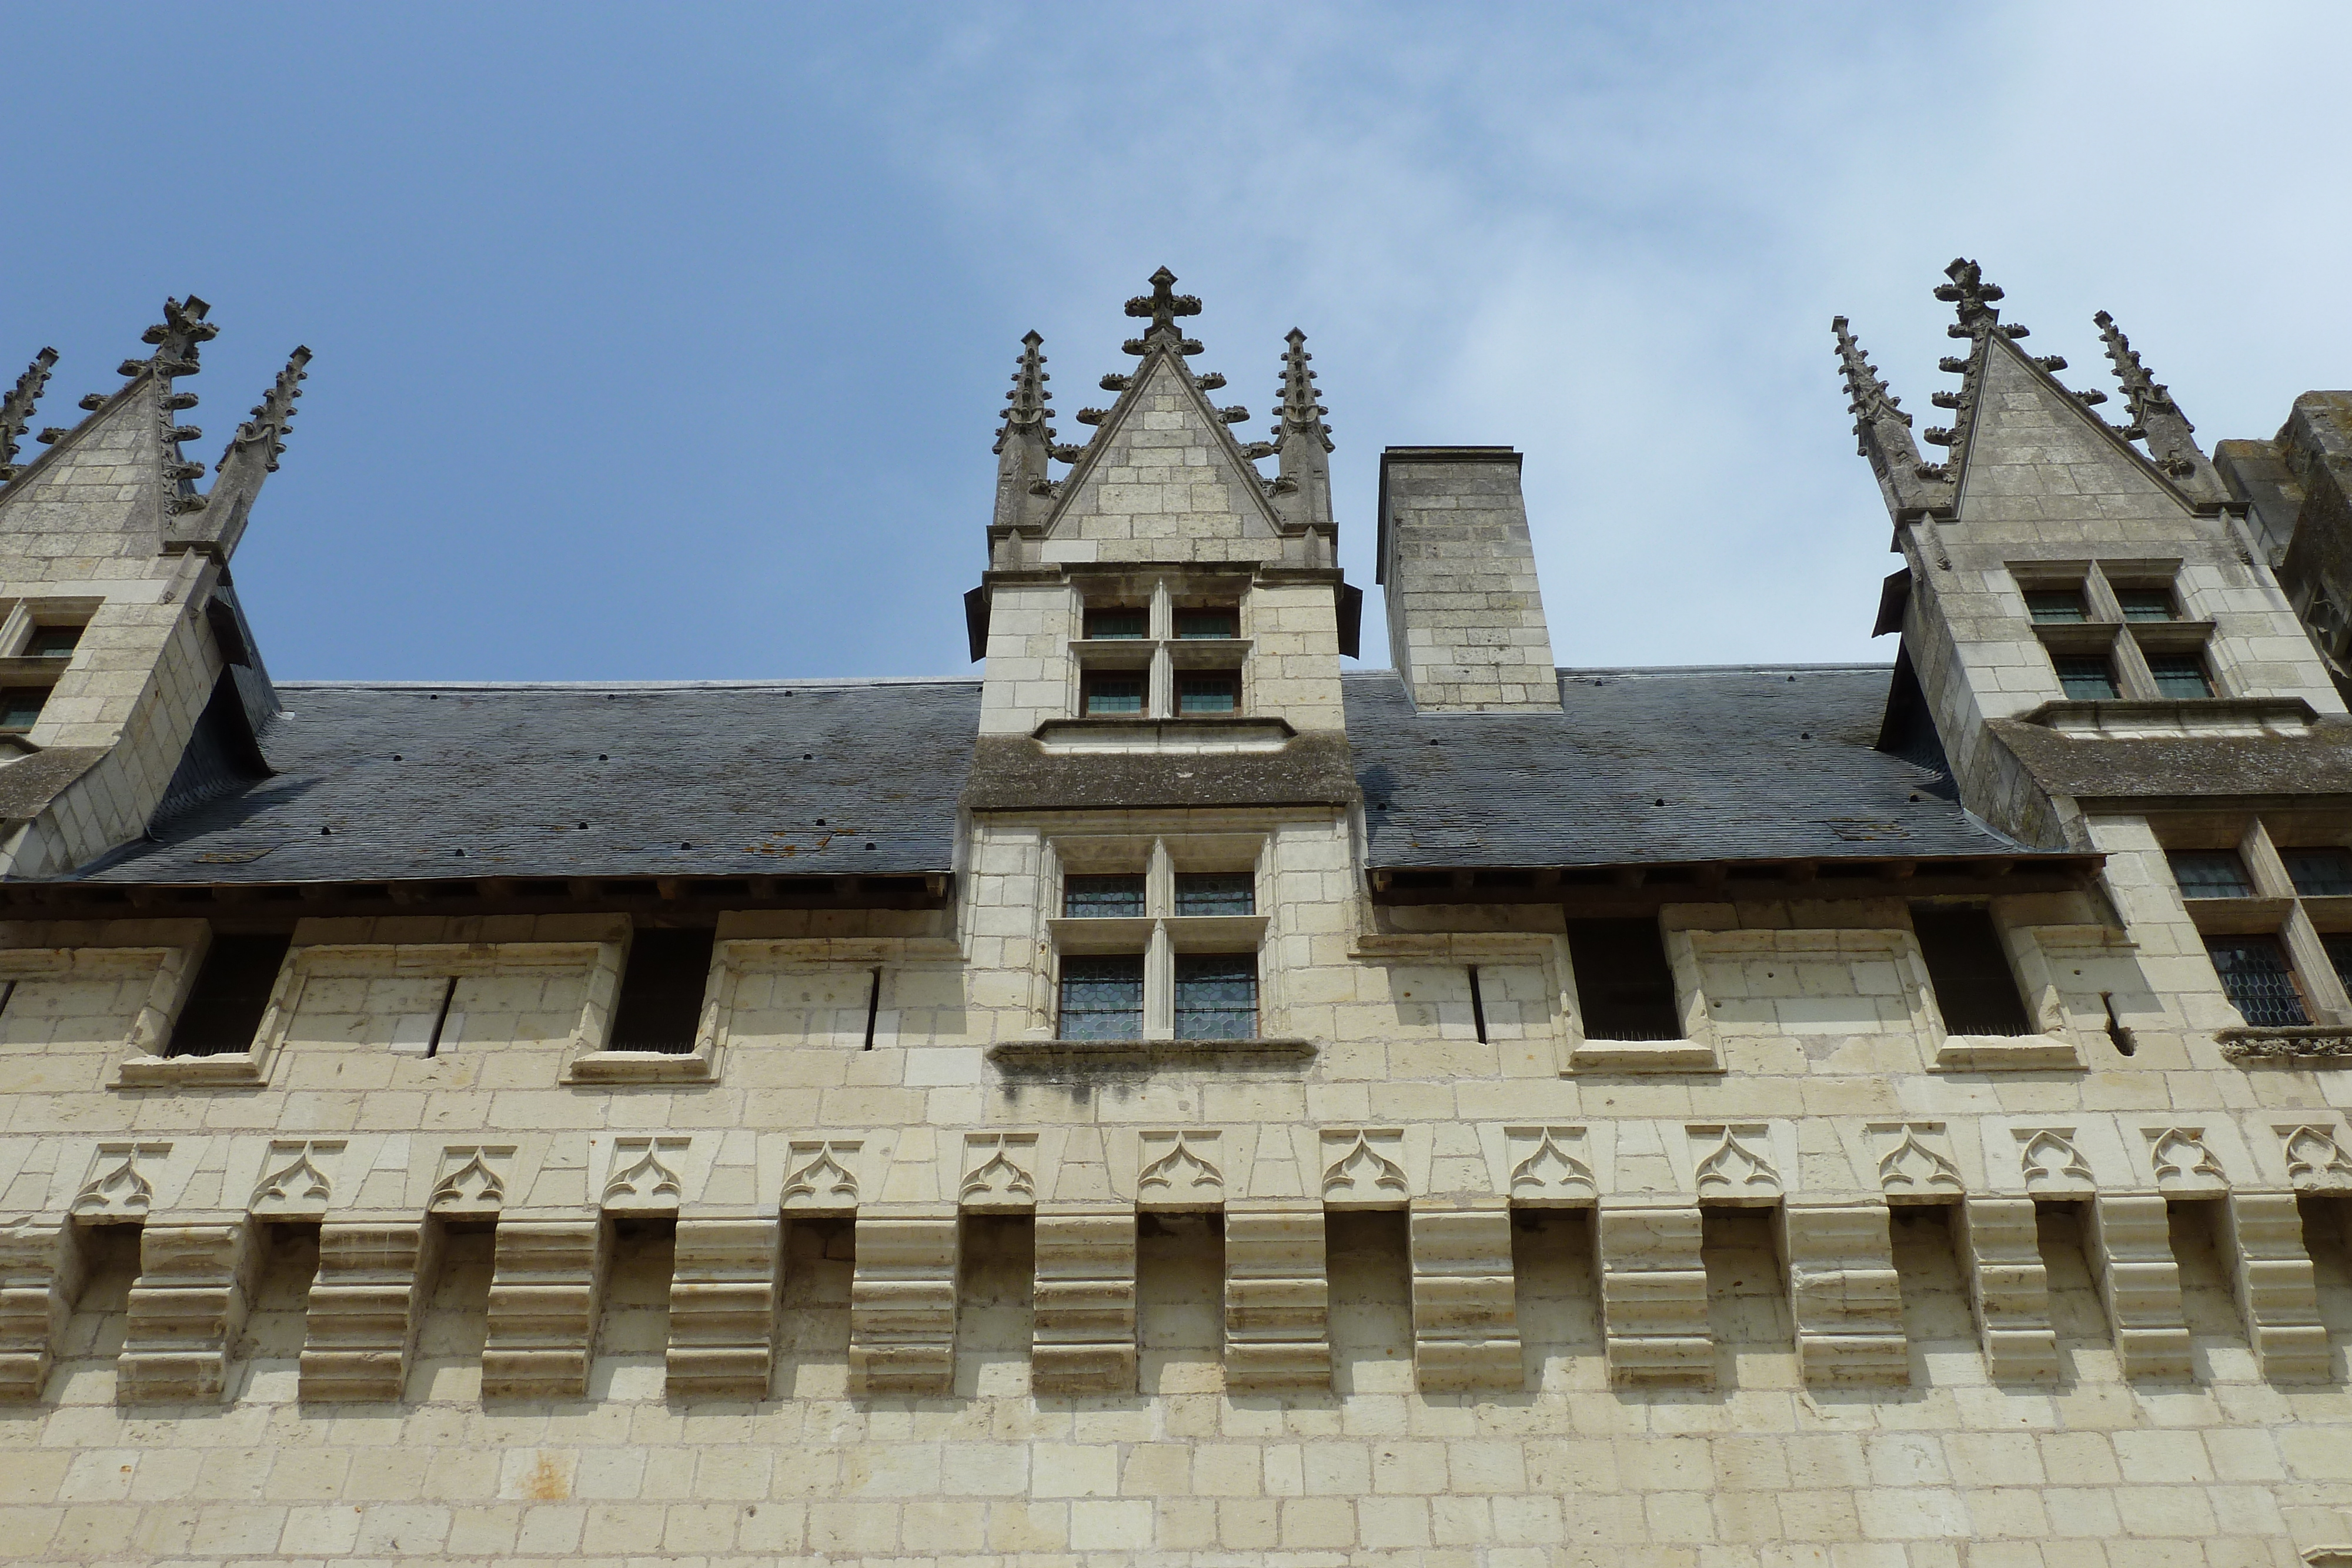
76;678;984;885
1346;664;2031;869
59;663;2039;887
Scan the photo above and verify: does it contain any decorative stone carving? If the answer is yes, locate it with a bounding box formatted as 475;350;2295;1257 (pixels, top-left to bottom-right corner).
1222;1202;1330;1391
0;1216;82;1401
667;1216;781;1399
1691;1124;1779;1205
602;1137;687;1213
1032;1205;1137;1395
429;1145;512;1214
482;1219;609;1400
2224;1192;2331;1382
249;1140;342;1218
119;1220;260;1403
1871;1122;1964;1201
74;1142;169;1219
781;1140;861;1212
1408;1201;1522;1391
1505;1126;1595;1206
1320;1128;1407;1207
2147;1127;2227;1193
2016;1128;2095;1195
1596;1202;1711;1386
848;1208;959;1395
1957;1197;2059;1383
2085;1195;2191;1379
958;1134;1038;1210
301;1221;441;1403
1782;1202;1908;1385
1137;1131;1222;1209
2283;1124;2352;1191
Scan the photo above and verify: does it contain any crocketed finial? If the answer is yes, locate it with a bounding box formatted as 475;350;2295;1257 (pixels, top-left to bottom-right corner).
2092;309;2222;499
991;331;1064;529
216;346;311;476
0;347;58;482
1829;316;1953;521
1122;266;1204;357
1275;329;1334;451
123;295;218;380
993;330;1054;454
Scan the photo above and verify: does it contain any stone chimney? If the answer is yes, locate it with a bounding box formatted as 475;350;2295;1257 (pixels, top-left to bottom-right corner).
1377;446;1561;712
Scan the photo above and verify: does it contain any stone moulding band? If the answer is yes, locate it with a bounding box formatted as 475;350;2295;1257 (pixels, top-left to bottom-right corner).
985;1038;1316;1072
2217;1026;2352;1061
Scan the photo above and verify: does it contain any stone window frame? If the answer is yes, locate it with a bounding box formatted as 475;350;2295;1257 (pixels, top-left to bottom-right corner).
2161;812;2352;1028
1345;928;1575;1058
685;930;963;1071
0;918;221;1088
1906;898;2089;1071
1067;573;1253;721
0;594;102;738
1038;830;1269;1041
2010;559;2229;704
1561;909;1720;1074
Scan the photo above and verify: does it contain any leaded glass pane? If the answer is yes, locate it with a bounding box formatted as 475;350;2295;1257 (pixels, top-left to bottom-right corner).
2053;656;2118;700
1176;674;1238;714
1083;675;1145;715
0;690;46;730
1175;872;1254;916
2284;848;2352;897
2169;850;2252;899
1175;609;1238;640
1064;874;1145;917
1060;955;1144;1039
1084;607;1148;640
2204;936;2307;1027
2026;590;2087;623
2117;589;2175;622
1174;954;1255;1040
2146;653;2213;698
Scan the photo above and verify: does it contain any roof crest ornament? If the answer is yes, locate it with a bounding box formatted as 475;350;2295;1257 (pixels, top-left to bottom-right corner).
2093;309;2225;500
1122;266;1204;357
1918;257;2029;482
0;347;58;482
1829;315;1954;523
129;295;218;381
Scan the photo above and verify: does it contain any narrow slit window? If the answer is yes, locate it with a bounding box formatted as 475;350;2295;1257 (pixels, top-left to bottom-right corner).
607;927;716;1054
1910;906;2033;1036
1083;607;1148;640
1563;917;1681;1041
0;688;47;731
1060;954;1144;1040
1174;872;1254;916
2283;848;2352;897
167;932;293;1058
426;975;458;1059
1080;673;1146;716
2144;652;2213;698
2204;934;2308;1027
1174;954;1256;1041
1175;673;1239;716
1064;873;1145;918
2168;850;2253;899
862;967;882;1050
1466;965;1488;1043
2051;654;2119;700
1174;607;1238;640
2115;588;2176;622
2025;589;2089;623
24;626;81;657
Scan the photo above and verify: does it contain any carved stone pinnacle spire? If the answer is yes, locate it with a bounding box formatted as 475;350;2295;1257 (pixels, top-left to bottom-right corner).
216;346;310;476
1264;327;1335;529
127;295;217;380
991;330;1060;529
2092;309;2223;499
1830;315;1953;522
1121;266;1204;358
993;330;1055;455
0;347;58;482
1275;328;1334;452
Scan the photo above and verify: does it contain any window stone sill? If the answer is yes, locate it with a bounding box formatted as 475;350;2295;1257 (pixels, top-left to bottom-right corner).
987;1037;1314;1072
1566;1038;1721;1074
112;1051;266;1089
564;1048;716;1084
1933;1033;2083;1071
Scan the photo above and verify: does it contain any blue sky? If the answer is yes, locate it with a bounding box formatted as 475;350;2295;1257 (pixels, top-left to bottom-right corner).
9;4;2350;682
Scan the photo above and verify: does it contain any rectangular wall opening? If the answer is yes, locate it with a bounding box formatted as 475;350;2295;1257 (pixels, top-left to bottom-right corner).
236;1221;321;1398
2032;1200;2114;1382
1327;1208;1412;1396
167;931;292;1057
957;1212;1034;1399
1137;1211;1224;1396
1509;1207;1600;1393
1911;905;2033;1035
595;1216;676;1400
607;927;717;1052
1702;1206;1793;1388
776;1216;854;1399
1563;917;1681;1039
58;1222;139;1394
409;1220;493;1402
1889;1202;1972;1378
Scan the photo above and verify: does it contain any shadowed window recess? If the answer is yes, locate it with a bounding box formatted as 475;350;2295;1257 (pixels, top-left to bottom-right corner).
1080;673;1145;716
2116;587;2176;621
1174;872;1253;916
2283;847;2352;897
607;927;716;1054
2144;652;2213;698
2203;934;2308;1027
1063;874;1144;918
1174;954;1256;1040
1564;917;1681;1041
24;625;81;657
167;932;292;1057
1174;607;1238;640
2052;654;2119;700
0;688;47;731
2025;589;2089;624
1082;606;1147;640
1175;673;1238;716
1910;905;2032;1036
1060;955;1144;1040
2169;850;2253;899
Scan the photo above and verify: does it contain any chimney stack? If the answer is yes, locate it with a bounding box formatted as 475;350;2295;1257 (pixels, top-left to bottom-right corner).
1377;447;1561;712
